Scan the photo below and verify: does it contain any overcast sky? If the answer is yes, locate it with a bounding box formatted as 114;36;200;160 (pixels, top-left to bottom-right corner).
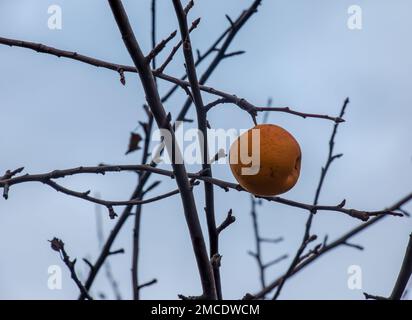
0;0;411;299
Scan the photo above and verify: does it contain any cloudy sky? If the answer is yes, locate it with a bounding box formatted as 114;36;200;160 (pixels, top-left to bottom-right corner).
0;0;411;299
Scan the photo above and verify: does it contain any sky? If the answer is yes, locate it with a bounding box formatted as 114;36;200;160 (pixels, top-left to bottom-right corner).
0;0;411;300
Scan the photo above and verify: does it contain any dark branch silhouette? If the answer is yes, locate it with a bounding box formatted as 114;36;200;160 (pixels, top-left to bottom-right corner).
273;98;350;299
364;232;412;300
0;0;410;301
247;192;412;299
1;165;402;221
108;0;217;299
49;238;93;300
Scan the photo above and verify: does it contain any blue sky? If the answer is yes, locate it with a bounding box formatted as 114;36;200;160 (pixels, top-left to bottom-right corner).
0;0;411;299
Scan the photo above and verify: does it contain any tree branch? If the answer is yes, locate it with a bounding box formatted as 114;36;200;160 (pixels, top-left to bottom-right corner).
137;278;158;290
365;232;412;300
156;17;201;74
108;0;216;299
272;98;349;299
49;238;93;300
0;35;341;124
247;192;412;299
76;3;270;297
146;30;177;63
216;209;236;234
95;199;122;299
172;0;221;299
131;0;158;300
1;165;405;221
390;232;412;299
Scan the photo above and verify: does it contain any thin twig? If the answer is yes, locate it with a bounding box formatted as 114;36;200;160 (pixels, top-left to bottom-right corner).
138;278;158;290
131;0;158;300
156;17;201;74
247;192;412;299
273;98;350;299
163;0;260;107
363;293;388;300
259;237;283;244
95;197;122;300
216;209;236;234
146;30;177;63
249;196;287;294
49;238;93;300
132;195;144;299
263;254;289;269
250;196;265;290
161;73;343;124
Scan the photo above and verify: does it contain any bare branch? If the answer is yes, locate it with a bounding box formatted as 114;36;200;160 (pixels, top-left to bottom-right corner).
223;50;246;58
109;248;125;256
108;0;216;299
146;30;177;63
0;35;341;123
132;198;143;300
343;242;364;251
390;233;412;299
156;17;201;74
0;167;25;180
217;209;236;234
225;14;234;27
204;94;344;123
248;192;412;299
259;237;284;244
272;98;349;299
173;0;221;299
259;195;403;221
94;198;122;300
0;165;404;221
263;254;289;269
363;292;388;300
184;0;194;15
49;238;93;300
204;98;231;111
249;196;265;290
137;278;158;290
